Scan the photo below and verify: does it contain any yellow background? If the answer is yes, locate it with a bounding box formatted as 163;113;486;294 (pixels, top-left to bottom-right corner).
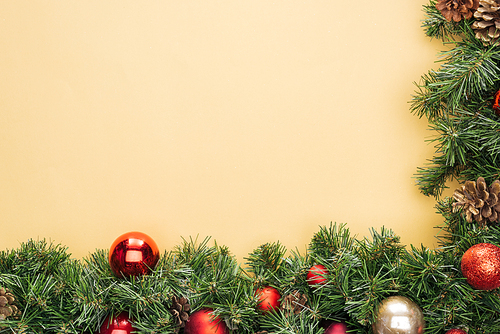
1;1;449;263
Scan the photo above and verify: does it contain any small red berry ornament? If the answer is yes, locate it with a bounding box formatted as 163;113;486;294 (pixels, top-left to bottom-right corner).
445;329;467;334
255;286;281;313
184;308;229;334
307;264;328;286
98;312;136;334
461;243;500;290
109;231;160;278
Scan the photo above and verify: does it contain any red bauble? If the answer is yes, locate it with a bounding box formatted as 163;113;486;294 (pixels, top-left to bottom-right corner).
445;329;467;334
324;321;348;334
493;89;500;116
255;286;281;313
461;243;500;290
307;264;328;286
99;312;136;334
109;231;160;278
184;308;229;334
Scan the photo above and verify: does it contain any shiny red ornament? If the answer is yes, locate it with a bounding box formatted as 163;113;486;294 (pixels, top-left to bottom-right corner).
461;243;500;290
324;321;349;334
445;329;467;334
493;89;500;116
109;231;160;278
98;312;136;334
255;286;281;313
184;308;229;334
307;264;328;286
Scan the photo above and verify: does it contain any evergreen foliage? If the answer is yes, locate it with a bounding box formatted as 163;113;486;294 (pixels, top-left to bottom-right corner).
1;217;499;333
412;4;500;197
0;218;500;334
2;1;500;333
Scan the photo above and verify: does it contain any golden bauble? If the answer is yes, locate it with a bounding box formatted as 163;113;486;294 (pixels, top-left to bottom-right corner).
373;296;425;334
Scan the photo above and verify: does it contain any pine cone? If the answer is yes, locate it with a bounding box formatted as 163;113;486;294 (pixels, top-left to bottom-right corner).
472;0;500;44
453;177;500;225
169;296;190;332
436;0;480;21
280;290;308;316
0;287;19;321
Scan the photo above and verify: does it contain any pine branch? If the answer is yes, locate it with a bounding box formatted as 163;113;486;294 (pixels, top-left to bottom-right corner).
210;281;259;334
411;29;500;122
415;153;461;197
172;236;216;273
402;245;453;298
414;107;500;197
434;198;464;247
187;243;246;310
428;117;474;166
308;223;356;260
0;239;71;277
258;310;323;334
433;40;500;110
421;0;465;40
84;249;113;277
245;242;287;287
278;249;310;295
132;308;175;334
458;153;500;185
308;249;360;321
70;264;114;332
0;240;76;333
357;227;404;268
344;262;399;326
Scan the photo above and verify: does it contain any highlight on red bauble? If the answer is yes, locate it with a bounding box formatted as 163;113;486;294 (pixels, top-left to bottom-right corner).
109;231;160;278
98;312;136;334
184;308;229;334
307;264;328;286
255;286;281;313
